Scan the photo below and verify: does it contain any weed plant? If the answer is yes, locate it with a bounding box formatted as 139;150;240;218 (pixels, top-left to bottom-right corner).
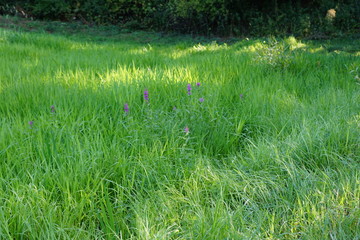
0;27;359;239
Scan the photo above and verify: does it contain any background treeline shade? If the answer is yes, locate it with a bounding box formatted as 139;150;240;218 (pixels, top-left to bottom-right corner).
1;0;359;36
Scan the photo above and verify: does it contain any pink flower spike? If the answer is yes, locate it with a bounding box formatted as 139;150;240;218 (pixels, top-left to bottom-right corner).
124;103;129;113
144;89;149;102
184;126;189;134
187;84;192;95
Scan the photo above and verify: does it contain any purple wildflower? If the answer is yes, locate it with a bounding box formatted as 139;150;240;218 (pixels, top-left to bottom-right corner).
144;89;149;102
196;82;201;87
184;126;189;134
173;106;177;111
50;105;56;113
239;94;244;99
28;121;34;128
187;84;192;95
124;103;129;113
199;98;204;102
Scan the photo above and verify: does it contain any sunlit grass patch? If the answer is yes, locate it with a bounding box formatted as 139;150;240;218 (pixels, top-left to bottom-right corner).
0;26;359;239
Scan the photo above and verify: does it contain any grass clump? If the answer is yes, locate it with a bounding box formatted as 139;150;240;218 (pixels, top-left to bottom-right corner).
0;23;359;239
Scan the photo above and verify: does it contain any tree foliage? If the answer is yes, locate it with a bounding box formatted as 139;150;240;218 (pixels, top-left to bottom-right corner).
1;0;359;36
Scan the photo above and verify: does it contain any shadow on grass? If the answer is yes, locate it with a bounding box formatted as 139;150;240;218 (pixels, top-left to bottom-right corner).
2;14;359;54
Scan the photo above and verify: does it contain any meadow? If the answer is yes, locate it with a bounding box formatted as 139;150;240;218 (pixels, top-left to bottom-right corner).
0;18;359;239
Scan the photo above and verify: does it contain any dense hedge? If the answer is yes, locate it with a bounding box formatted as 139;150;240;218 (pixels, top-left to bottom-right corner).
1;0;359;36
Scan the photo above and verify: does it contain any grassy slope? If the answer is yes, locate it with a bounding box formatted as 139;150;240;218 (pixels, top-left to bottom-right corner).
0;17;359;239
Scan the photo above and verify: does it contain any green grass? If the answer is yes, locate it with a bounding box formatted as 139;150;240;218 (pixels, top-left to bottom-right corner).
0;18;359;239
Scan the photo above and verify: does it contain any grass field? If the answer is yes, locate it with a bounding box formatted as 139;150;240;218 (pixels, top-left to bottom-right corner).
0;17;359;239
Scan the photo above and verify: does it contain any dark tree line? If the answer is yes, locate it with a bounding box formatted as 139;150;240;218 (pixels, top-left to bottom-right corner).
1;0;359;36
